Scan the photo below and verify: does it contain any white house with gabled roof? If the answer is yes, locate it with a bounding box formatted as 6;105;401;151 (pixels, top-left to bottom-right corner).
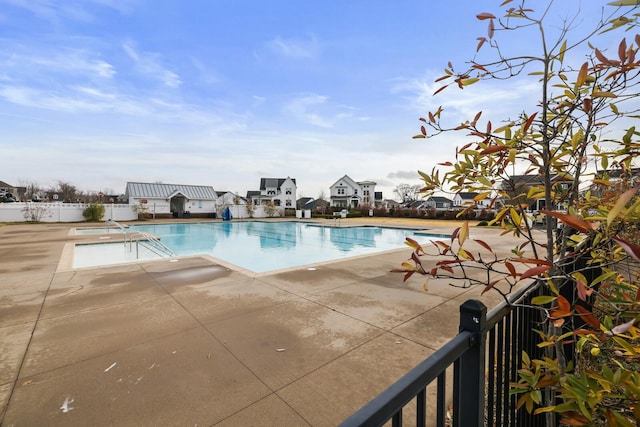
247;177;297;208
329;175;376;208
125;182;218;218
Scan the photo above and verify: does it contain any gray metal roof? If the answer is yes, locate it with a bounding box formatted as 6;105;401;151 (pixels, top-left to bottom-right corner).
125;182;217;200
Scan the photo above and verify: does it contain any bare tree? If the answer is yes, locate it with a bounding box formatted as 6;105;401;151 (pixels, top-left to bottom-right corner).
393;183;421;204
317;189;328;215
56;181;78;203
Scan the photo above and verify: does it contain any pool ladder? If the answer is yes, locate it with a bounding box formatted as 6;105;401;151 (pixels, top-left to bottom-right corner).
105;220;176;259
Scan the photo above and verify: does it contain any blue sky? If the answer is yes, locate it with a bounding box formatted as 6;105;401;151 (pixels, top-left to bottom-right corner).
0;0;618;199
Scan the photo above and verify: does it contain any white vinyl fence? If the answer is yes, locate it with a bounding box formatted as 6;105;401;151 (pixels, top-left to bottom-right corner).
0;203;137;223
0;203;286;223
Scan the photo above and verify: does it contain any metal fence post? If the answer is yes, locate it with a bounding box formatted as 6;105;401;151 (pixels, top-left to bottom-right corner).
455;299;487;427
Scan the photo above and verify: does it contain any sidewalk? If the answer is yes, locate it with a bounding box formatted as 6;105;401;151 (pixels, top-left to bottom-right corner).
0;219;524;426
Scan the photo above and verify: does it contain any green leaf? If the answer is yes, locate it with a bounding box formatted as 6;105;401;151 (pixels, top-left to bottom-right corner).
558;39;567;63
608;0;640;6
531;295;557;305
607;187;638;225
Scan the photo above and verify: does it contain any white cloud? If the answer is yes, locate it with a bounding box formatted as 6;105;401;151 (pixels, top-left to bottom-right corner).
0;0;135;22
391;72;540;128
122;42;182;88
284;94;334;128
283;94;363;129
266;34;320;59
0;48;117;80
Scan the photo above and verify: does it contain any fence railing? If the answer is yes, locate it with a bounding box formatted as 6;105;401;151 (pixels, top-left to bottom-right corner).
340;280;549;427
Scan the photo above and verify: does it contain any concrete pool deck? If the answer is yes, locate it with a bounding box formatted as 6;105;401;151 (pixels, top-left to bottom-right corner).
0;218;536;426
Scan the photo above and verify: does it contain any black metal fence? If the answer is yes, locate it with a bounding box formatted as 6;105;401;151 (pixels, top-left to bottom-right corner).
339;281;548;427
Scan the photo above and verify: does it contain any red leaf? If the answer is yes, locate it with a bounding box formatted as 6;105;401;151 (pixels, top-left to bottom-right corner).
473;239;494;253
480;145;509;155
476;12;496;20
511;258;553;266
451;226;460;243
556;294;571;312
403;271;414;282
520;265;551;280
438;162;453;166
488;18;495;39
433;85;448;95
576;280;593;302
522;112;537;134
539;210;596;234
441;266;454;274
619;38;627;62
575;305;600;329
613;237;640;262
482;280;500;295
505;261;517;278
476;37;487;52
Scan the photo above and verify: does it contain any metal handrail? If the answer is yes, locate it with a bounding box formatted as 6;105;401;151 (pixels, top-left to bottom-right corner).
105;219;175;259
133;231;176;258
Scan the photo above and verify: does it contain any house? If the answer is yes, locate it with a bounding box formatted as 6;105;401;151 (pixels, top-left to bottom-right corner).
246;177;297;208
424;196;453;210
381;199;400;210
329;175;376;208
296;197;317;210
215;191;246;215
501;174;571;211
125;182;218;218
374;191;384;207
0;181;24;201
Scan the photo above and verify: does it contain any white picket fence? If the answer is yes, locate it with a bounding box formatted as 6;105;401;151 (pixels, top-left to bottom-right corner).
0;203;137;223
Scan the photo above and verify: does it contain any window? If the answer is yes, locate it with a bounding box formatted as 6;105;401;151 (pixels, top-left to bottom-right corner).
286;200;291;206
286;188;292;195
355;189;358;195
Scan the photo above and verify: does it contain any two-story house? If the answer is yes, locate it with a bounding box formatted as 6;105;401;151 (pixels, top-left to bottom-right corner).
423;196;453;210
246;177;297;208
329;175;376;208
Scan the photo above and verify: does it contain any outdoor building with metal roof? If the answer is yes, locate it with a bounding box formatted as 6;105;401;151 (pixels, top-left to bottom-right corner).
125;182;218;218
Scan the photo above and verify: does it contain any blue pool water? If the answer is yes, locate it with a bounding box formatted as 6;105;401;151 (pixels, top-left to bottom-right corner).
116;221;443;273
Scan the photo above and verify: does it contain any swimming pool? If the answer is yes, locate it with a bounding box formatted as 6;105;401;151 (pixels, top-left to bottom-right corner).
73;221;447;272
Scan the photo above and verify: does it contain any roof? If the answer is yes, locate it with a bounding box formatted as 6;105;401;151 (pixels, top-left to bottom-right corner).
457;192;479;199
595;167;640;179
427;196;453;203
329;175;377;189
259;177;296;190
297;197;317;209
125;182;217;200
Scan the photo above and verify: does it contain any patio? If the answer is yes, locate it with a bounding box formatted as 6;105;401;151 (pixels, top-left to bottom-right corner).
0;219;520;426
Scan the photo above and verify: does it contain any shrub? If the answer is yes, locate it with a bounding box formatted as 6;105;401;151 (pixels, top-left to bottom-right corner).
83;203;105;222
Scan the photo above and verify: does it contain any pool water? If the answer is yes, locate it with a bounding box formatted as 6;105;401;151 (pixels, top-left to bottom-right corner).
74;221;446;272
